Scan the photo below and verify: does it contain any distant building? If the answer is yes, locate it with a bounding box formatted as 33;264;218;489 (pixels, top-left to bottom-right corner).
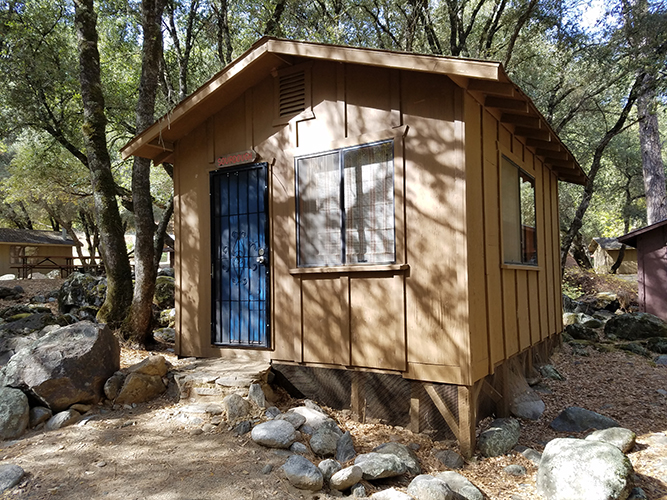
588;237;638;274
0;228;76;278
618;220;667;321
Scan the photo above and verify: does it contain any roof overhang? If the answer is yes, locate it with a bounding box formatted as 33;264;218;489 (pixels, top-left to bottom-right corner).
618;219;667;248
121;37;587;185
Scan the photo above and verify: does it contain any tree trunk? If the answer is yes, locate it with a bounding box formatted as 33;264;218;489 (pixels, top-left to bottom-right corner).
73;0;133;327
121;0;166;346
638;74;667;225
571;232;592;269
560;73;644;269
610;245;626;274
153;196;174;273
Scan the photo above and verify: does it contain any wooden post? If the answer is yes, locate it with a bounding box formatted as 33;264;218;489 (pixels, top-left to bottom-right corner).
458;381;483;459
350;371;366;422
496;361;510;417
409;381;421;433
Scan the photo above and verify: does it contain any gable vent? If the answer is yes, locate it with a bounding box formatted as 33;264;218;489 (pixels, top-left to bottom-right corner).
278;71;306;117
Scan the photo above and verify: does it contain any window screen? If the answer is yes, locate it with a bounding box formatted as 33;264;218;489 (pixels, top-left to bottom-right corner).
297;140;395;267
501;156;537;265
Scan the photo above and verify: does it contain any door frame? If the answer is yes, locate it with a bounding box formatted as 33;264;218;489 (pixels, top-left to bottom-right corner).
209;162;270;349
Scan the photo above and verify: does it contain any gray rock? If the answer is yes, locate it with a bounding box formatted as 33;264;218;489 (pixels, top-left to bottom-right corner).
562;295;578;313
0;387;29;439
223;393;251;422
233;420;252;436
510;388;545;420
656;355;667;366
536;438;634;500
58;273;107;314
115;371;166;405
0;312;58;336
373;442;421;475
565;323;598;341
477;418;520;457
278;410;307;429
407;474;455;500
646;337;667;354
311;426;340;457
0;464;24;493
300;424;315;436
153;327;175;343
265;406;281;419
304;399;326;413
434;471;483;500
351;483;366;497
318;458;342;482
585;427;636;453
581;315;603;329
29;406;52;428
288;406;332;430
153;276;175;310
369;488;412;499
282;455;323;491
563;312;579;326
434;449;464;469
354;452;407;480
104;372;125;400
628;487;648;499
503;464;526;476
251;420;296;449
618;343;651;357
336;430;356;462
514;445;542;465
550;407;619;433
604;312;667;340
290;442;309;455
330;465;363;491
45;409;81;430
248;383;266;408
261;464;273;475
0;322;119;412
540;365;565;380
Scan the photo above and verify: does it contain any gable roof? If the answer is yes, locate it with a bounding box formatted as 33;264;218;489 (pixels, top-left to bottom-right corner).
618;219;667;248
0;228;76;246
589;237;624;252
121;37;586;185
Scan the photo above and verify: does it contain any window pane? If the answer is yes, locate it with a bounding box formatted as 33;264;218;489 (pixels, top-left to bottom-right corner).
343;142;395;264
520;172;537;264
297;152;342;266
501;158;521;264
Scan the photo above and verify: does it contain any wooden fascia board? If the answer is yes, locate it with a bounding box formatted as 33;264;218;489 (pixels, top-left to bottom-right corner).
267;39;502;81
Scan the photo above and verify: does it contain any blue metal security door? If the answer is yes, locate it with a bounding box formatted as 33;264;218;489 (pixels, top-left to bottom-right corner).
211;163;269;347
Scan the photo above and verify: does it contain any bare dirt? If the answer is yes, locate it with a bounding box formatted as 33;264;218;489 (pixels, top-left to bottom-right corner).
1;279;666;500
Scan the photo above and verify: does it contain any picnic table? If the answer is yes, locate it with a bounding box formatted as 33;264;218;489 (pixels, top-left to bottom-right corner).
11;255;103;279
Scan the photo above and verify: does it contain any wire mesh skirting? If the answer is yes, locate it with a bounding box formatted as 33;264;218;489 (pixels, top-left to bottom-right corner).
272;364;457;440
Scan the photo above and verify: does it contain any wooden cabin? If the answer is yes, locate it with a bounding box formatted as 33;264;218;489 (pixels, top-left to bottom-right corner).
588;237;638;274
618;220;667;321
122;38;586;454
0;228;75;278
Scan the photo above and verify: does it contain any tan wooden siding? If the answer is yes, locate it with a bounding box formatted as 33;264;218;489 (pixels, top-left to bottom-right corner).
172;59;565;384
402;71;468;385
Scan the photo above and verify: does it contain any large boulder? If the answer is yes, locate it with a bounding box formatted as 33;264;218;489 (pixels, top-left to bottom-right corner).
0;322;120;412
435;471;484;500
0;387;29;439
251;420;297;449
354;453;407;480
153;276;175;310
604;313;667;340
58;273;107;315
565;323;598;342
536;438;634;500
407;474;455;500
477;418;520;457
586;428;636;454
372;442;421;475
0;312;58;337
550;407;619;433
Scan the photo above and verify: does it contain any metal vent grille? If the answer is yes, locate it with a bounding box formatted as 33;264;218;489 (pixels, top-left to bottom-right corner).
278;71;306;117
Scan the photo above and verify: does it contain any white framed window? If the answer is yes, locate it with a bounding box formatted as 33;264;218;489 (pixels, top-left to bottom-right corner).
502;155;537;265
296;140;395;267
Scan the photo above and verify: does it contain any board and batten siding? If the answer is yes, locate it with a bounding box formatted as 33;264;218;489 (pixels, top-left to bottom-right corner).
464;93;564;384
172;59;564;386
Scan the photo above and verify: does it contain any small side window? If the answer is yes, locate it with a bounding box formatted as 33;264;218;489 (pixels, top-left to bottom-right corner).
501;156;537;265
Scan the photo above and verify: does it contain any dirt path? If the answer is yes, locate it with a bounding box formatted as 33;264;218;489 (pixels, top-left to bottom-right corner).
0;345;665;500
